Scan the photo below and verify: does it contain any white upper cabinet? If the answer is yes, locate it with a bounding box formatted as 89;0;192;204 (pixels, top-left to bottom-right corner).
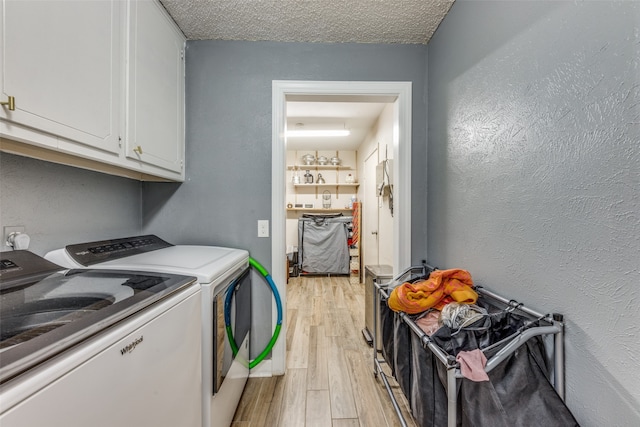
0;0;121;153
125;0;185;176
0;0;186;182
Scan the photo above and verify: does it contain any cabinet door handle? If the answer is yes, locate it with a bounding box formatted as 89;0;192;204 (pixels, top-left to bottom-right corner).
133;145;143;155
0;96;15;111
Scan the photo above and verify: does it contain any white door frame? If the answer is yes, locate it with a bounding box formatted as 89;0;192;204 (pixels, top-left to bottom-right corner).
270;80;412;375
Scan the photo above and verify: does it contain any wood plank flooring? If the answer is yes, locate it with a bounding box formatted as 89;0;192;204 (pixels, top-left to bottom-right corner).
232;275;417;427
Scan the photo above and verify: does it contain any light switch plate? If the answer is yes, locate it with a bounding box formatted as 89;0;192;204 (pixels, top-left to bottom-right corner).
257;220;269;238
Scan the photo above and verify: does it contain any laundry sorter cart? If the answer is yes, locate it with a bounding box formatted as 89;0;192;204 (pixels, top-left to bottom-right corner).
297;214;352;275
372;266;578;427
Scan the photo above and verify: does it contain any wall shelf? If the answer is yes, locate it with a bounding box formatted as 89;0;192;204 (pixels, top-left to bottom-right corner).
288;165;353;170
293;183;359;188
287;208;352;212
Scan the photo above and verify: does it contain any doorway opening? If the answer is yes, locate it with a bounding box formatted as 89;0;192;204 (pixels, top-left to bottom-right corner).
270;81;412;375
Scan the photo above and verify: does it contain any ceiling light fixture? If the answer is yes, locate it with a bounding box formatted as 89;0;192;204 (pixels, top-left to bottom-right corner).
286;129;351;137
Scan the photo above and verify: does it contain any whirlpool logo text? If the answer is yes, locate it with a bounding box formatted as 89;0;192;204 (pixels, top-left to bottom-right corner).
120;335;144;355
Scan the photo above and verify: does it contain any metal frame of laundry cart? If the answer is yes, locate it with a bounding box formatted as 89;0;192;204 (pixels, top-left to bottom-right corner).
372;265;569;427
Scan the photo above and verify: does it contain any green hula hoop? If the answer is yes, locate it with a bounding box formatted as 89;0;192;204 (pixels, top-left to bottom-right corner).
225;257;283;369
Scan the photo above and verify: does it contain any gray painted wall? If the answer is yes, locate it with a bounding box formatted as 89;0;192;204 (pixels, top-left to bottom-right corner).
142;40;428;358
427;1;639;425
0;153;141;255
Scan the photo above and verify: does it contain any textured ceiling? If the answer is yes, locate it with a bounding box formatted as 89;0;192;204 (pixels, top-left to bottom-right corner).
159;0;455;44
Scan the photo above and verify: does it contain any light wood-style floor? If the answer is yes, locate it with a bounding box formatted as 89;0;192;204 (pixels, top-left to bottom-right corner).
231;275;417;427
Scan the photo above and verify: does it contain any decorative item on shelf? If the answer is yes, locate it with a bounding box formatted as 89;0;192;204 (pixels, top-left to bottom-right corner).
304;203;314;209
292;168;300;184
345;173;355;184
323;190;331;208
304;170;314;184
302;154;315;165
330;156;341;166
317;156;328;165
294;203;304;208
287;203;293;209
316;173;325;184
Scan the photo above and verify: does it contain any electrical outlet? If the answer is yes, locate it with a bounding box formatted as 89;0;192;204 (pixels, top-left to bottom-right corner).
4;226;25;246
257;220;269;238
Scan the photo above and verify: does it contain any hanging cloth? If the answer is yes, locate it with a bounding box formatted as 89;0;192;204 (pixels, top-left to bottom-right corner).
456;349;490;382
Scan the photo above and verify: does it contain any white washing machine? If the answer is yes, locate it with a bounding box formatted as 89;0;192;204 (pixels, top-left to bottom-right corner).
0;250;202;427
46;235;251;427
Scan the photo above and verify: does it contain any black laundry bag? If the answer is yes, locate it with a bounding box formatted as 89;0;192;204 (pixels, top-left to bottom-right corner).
432;337;579;427
428;303;579;427
379;295;412;398
379;295;396;373
430;305;527;356
409;331;448;427
393;310;413;399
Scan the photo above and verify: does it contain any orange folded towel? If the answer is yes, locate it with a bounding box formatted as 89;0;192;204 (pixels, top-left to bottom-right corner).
388;268;477;314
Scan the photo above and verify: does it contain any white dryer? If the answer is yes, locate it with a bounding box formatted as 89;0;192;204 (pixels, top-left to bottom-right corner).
46;235;250;427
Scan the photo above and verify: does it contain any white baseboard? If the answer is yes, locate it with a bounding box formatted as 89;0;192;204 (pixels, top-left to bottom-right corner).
249;359;273;378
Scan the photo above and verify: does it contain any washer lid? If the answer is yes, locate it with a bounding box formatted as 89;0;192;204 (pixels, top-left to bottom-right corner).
1;250;62;289
0;262;197;385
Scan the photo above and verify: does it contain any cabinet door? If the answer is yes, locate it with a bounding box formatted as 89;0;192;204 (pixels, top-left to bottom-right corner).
126;0;185;175
0;0;121;153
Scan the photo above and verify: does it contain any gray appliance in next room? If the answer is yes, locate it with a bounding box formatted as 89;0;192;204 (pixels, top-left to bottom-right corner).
298;214;352;275
362;264;394;349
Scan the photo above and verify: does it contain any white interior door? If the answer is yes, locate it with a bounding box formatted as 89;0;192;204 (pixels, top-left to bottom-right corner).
363;149;379;267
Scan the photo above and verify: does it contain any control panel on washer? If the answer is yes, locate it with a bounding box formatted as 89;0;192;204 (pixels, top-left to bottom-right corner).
65;235;173;266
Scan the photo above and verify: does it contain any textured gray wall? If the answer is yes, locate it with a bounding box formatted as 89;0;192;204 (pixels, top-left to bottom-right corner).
142;40;428;358
0;153;141;255
427;1;639;425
